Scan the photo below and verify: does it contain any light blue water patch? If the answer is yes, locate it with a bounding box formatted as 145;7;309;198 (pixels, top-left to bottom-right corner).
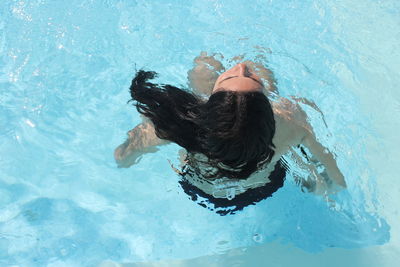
0;0;397;266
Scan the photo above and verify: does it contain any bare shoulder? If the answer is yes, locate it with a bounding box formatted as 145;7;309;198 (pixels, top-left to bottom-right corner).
270;97;309;159
272;97;309;126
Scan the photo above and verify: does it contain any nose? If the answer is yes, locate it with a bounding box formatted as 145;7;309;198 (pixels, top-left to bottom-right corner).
237;63;250;77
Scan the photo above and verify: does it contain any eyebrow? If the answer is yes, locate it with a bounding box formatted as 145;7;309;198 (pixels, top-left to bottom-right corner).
219;76;264;87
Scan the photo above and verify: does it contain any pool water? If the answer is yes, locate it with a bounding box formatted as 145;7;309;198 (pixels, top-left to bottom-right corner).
1;0;399;266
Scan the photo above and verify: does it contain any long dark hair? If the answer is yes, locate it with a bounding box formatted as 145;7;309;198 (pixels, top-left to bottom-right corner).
129;70;276;179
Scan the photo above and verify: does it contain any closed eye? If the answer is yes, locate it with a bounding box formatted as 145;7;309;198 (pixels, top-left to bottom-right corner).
219;76;237;83
219;76;264;87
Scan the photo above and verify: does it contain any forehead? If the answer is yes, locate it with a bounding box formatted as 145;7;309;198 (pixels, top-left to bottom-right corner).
216;76;263;92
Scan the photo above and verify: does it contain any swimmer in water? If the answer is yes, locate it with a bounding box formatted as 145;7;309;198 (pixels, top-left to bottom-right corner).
114;52;346;215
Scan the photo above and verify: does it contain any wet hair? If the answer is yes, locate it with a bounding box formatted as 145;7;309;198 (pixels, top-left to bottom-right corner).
129;70;276;179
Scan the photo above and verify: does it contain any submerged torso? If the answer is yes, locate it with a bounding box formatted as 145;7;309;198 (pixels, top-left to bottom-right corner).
181;152;277;199
181;96;308;199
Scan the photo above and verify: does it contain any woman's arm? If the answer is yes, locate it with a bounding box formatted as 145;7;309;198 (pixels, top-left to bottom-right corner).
114;122;170;168
301;129;347;192
279;99;346;194
187;52;225;96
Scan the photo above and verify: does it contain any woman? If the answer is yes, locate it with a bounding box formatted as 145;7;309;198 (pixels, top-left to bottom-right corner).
114;52;346;215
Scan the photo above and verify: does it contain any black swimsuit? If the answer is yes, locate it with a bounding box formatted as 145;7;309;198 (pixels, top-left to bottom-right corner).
179;159;288;216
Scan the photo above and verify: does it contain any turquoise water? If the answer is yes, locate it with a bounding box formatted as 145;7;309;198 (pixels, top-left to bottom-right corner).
1;0;399;266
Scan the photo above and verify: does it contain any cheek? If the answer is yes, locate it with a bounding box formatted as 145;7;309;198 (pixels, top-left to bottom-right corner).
212;79;225;92
213;76;223;89
212;81;219;91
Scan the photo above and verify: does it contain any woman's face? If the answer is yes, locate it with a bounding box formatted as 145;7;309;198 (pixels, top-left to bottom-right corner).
212;63;264;93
